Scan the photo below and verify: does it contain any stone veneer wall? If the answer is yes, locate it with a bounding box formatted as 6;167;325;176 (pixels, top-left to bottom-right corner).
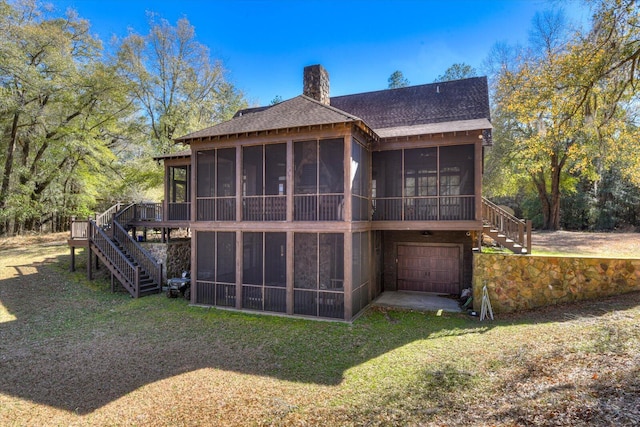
141;239;191;284
473;253;640;313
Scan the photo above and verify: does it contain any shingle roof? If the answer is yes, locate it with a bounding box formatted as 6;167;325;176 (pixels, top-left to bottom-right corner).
330;77;490;131
174;76;491;143
175;95;363;142
152;149;191;161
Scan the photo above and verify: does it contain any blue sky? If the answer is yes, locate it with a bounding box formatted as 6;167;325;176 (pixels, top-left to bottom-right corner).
50;0;590;106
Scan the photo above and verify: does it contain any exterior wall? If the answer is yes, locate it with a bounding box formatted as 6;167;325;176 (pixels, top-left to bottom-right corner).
381;230;474;292
141;239;190;283
473;254;640;313
165;239;191;280
184;121;484;317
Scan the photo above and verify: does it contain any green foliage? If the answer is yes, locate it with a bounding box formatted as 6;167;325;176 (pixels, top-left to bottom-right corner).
0;3;247;235
387;70;410;88
115;14;247;154
486;1;640;230
434;63;477;82
0;0;136;233
270;95;283;105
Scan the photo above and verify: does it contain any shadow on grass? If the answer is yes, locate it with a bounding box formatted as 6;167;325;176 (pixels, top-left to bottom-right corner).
1;246;639;416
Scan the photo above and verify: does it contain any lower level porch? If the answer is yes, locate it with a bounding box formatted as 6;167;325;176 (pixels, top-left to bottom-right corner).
372;291;462;313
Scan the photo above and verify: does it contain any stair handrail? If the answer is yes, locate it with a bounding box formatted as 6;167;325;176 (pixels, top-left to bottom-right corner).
112;219;163;290
70;202;123;240
96;202;124;228
482;197;532;254
113;202;136;225
88;219;140;297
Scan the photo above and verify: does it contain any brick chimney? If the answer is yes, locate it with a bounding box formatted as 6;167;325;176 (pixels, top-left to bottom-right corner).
303;64;330;105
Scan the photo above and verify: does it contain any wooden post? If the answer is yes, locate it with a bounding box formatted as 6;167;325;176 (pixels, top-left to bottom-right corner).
134;266;140;298
286;139;294;222
69;215;77;272
518;222;524;247
86;218;92;281
236;145;242;222
235;230;242;309
286;231;294;315
191;232;197;304
344;231;353;321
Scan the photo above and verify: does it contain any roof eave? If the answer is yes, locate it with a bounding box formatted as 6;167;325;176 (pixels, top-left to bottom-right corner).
175;119;379;145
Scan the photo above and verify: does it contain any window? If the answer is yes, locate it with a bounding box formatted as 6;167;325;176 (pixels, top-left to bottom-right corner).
168;165;190;220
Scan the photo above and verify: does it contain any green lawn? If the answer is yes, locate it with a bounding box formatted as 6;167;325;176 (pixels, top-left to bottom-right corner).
1;239;639;426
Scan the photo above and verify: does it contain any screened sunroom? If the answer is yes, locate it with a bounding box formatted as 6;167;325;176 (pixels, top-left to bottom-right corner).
189;130;376;320
372;143;476;222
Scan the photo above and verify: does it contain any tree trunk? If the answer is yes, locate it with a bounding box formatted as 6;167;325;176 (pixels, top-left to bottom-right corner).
532;171;553;230
0;112;20;235
533;154;564;230
549;164;562;230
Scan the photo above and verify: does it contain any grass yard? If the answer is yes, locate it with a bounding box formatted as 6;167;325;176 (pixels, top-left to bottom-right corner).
0;234;639;426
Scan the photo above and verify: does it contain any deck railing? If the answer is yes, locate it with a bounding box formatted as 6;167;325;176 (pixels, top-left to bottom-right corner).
196;197;236;221
243;195;286;221
482;197;532;254
70;219;89;240
88;219;140;297
96;202;124;228
70;202;124;240
294;194;344;221
372;195;476;221
167;202;190;221
113;202;165;225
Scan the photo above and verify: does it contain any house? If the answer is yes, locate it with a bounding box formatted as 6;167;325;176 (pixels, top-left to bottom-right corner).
164;64;492;320
70;64;531;320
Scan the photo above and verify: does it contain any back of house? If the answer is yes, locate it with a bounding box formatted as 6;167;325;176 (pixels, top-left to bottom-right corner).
161;64;492;320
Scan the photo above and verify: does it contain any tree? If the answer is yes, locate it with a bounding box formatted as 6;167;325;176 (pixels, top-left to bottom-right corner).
0;0;134;234
270;95;283;105
434;63;477;82
388;70;410;88
116;15;247;154
488;2;640;230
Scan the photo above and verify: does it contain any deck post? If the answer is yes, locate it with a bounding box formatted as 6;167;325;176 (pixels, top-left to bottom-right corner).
135;266;140;298
87;218;92;281
286;231;294;315
518;222;524;247
70;247;76;272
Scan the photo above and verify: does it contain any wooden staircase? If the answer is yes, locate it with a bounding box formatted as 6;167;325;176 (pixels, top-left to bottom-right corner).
482;198;532;254
85;203;162;297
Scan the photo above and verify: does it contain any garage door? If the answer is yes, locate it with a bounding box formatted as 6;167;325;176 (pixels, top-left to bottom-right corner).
397;245;460;294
